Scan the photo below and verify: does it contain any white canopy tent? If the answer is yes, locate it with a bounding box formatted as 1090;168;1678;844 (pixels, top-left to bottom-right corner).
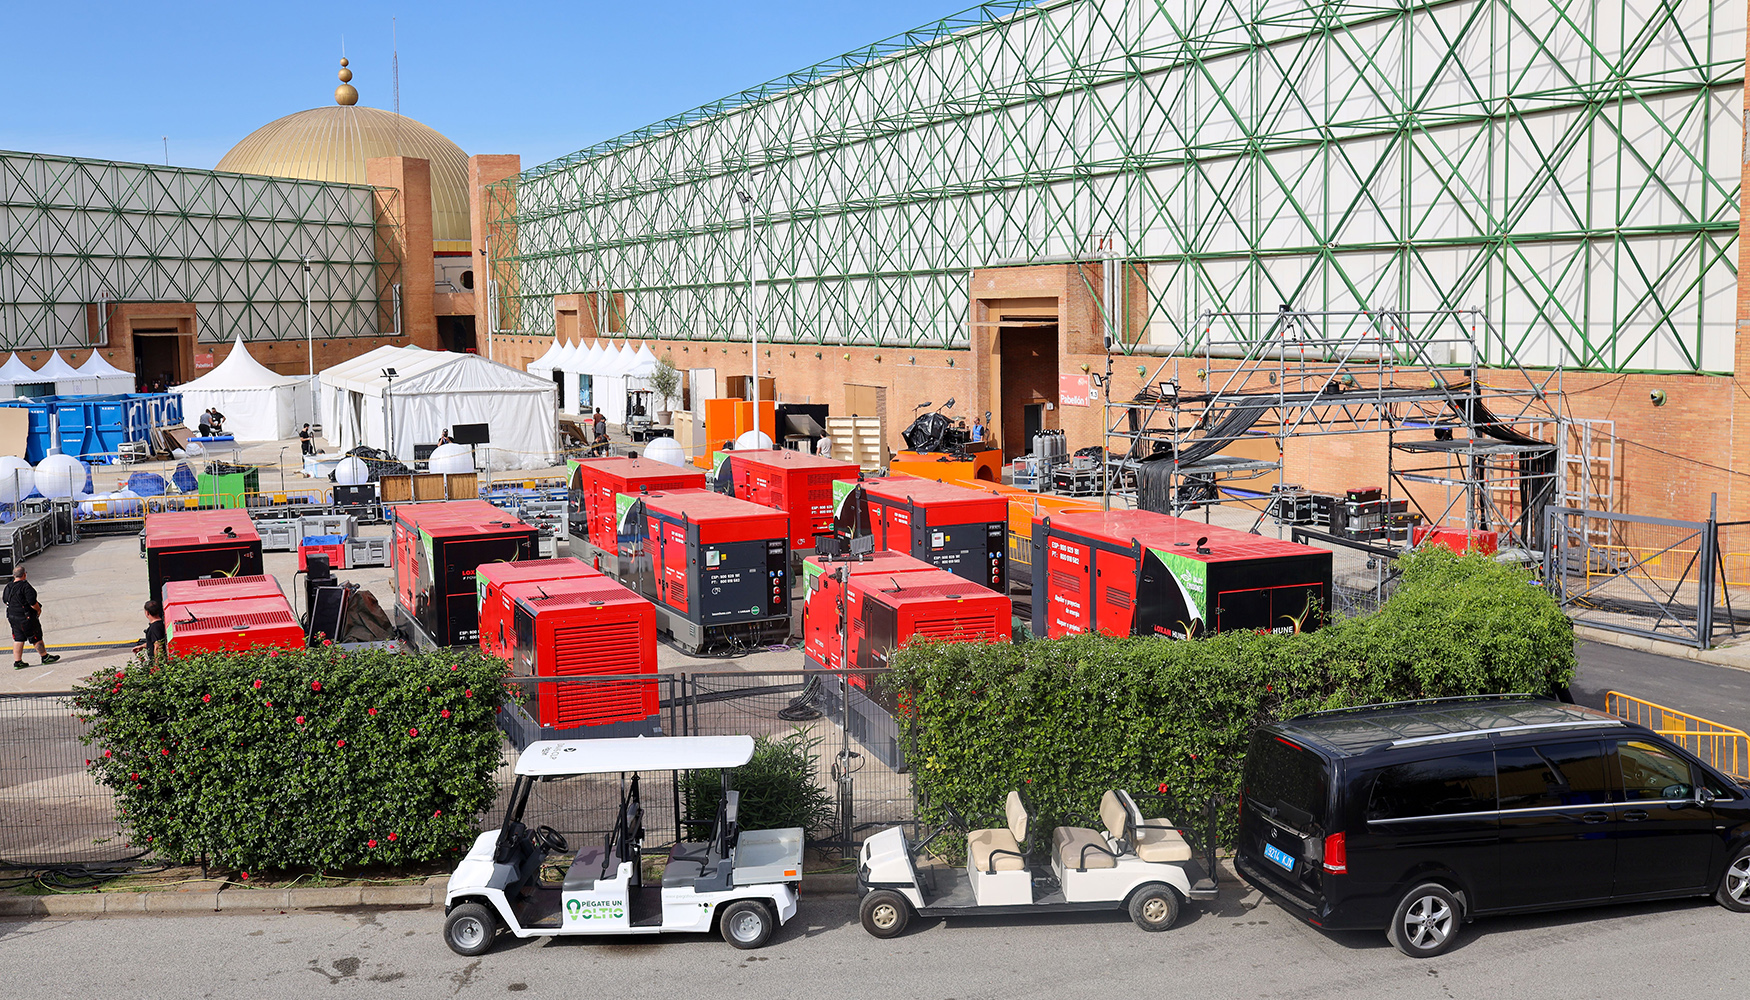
175;335;314;441
0;354;51;399
28;352;88;395
557;339;590;414
67;352;135;395
596;342;661;427
526;338;570;413
320;346;559;470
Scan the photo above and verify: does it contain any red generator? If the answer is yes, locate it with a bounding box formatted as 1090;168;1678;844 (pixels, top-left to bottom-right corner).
800;550;937;670
492;573;661;749
1032;509;1332;640
1412;525;1500;555
476;557;603;661
143;510;265;603
391;500;539;649
161;574;287;609
726;449;859;556
626;489;791;654
164;595;305;656
570;456;706;561
854;476;1009;591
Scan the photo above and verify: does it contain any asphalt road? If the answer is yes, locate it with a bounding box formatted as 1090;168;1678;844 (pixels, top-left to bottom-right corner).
2;883;1746;1000
1572;639;1750;731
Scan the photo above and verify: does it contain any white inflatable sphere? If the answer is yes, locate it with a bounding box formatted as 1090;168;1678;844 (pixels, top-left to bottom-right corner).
0;456;34;504
428;442;475;475
733;430;774;451
643;436;687;467
334;457;370;486
34;454;87;500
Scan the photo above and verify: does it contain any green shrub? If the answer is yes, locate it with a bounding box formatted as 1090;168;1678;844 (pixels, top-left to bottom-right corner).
889;549;1574;847
681;728;835;840
72;645;506;871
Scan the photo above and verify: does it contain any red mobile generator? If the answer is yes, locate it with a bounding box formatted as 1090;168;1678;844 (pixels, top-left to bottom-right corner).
570;456;706;560
161;574;286;608
726;449;859;555
476;557;603;660
624;489;791;654
800;550;937;670
391;500;539;649
1032;509;1331;640
853;476;1009;591
164;595;304;655
143;510;265;602
490;573;660;749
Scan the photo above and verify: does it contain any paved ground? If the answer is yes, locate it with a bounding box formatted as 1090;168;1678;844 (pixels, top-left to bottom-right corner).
1574;638;1750;731
1;882;1744;999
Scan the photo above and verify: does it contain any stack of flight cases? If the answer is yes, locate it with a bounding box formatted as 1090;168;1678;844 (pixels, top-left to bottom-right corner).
1032;509;1332;640
390;500;539;649
801;548;1010;769
840;476;1009;591
616;488;791;654
142;509;266;602
476;558;659;749
0;511;54;576
1329;486;1413;542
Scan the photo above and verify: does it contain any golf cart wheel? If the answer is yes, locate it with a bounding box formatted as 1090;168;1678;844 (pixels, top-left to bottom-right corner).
1127;884;1180;932
1718;845;1750;912
719;899;775;950
859;890;912;939
444;902;498;957
1386;883;1462;958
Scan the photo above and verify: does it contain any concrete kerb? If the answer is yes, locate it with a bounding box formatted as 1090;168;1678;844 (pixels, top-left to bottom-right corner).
1575;625;1750;674
0;871;864;919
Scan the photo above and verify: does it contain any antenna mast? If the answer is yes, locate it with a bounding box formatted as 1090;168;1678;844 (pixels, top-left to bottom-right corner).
392;17;402;155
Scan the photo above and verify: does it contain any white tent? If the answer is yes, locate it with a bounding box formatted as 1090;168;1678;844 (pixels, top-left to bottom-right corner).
527;338;570;413
556;339;589;414
320;346;559;470
175;336;315;441
0;354;51;400
27;352;86;395
67;352;134;395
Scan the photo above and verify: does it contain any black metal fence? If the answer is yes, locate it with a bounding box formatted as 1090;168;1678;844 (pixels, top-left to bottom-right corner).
0;671;916;868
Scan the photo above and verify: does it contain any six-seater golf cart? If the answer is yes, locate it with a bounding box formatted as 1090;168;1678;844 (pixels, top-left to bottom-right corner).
856;788;1218;936
443;736;805;954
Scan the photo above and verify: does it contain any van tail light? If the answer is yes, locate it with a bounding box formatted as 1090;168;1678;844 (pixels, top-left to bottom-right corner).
1322;832;1347;875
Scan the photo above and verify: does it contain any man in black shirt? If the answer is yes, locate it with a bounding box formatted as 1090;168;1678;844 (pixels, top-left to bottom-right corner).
134;600;166;664
4;567;59;670
299;424;316;456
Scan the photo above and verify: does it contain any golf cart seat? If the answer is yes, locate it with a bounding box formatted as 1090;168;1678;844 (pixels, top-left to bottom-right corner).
1115;789;1192;863
967;791;1030;874
1051;826;1117;872
563;847;608;890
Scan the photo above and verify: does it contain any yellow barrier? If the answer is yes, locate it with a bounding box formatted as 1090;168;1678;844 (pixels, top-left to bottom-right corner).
1604;690;1749;781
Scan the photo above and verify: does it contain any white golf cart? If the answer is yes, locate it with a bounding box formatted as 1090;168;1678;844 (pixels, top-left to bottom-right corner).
443;736;805;954
856;788;1218;937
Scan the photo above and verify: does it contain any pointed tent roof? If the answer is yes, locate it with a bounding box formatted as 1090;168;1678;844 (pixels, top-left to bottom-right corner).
0;354;46;385
625;344;658;377
557;338;586;374
28;351;83;381
176;335;307;391
527;337;567;374
603;341;634;376
73;351;132;380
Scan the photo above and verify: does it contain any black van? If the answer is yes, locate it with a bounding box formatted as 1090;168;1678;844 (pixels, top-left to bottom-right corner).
1235;695;1750;956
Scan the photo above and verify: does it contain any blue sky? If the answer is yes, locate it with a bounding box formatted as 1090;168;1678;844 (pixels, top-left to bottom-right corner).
6;0;983;171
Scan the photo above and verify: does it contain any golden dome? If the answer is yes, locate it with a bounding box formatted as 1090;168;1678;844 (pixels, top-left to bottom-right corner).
216;66;470;250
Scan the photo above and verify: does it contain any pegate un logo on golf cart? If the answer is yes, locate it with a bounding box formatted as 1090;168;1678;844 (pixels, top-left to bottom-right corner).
566;898;625;921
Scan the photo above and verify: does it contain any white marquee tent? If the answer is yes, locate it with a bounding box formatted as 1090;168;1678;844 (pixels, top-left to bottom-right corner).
175;335;315;441
68;352;134;395
321;346;558;470
0;354;51;399
557;339;589;414
594;343;660;426
526;338;570;411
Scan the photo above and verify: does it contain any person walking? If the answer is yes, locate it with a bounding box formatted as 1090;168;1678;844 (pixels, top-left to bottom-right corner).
591;407;607;440
299;423;316;456
4;567;59;670
133;600;166;664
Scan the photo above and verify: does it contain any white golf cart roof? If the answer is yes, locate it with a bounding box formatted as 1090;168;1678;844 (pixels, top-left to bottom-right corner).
515;736;756;777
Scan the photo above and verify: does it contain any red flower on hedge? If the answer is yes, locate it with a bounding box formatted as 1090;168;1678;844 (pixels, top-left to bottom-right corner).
1158;781;1170;794
336;739;346;748
265;701;273;707
433;809;442;817
387;833;398;842
253;679;263;689
440;709;451;719
295;716;306;725
240;872;248;881
367;839;377;849
129;773;138;780
267;650;278;658
367;708;378;716
102;751;110;758
311;681;322;692
322;639;333;646
408;728;419;737
201;694;211;703
159;748;168;756
463;689;472;698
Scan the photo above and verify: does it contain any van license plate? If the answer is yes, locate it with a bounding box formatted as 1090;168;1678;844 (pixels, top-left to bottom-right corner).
1263;843;1295;872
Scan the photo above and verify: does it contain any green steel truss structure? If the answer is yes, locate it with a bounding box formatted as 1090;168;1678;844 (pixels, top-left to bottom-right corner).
496;0;1743;375
0;150;401;352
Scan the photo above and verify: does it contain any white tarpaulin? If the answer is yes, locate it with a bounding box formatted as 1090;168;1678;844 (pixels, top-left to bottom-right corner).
67;352;135;395
320;346;558;470
175;335;314;441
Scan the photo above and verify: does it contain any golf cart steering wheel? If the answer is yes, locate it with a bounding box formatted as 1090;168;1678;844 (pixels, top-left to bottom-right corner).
533;825;569;853
941;804;969;832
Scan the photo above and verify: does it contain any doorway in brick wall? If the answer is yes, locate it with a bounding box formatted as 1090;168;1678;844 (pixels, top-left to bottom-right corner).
997;323;1058;459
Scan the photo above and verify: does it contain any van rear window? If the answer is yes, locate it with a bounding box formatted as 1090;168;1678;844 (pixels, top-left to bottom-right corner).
1245;732;1328;834
1366;753;1497;821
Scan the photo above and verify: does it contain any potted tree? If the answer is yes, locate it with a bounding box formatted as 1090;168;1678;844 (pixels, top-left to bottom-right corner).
650;354;682;427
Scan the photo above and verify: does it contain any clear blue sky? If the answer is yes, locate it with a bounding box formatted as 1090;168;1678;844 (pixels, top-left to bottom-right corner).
6;0;987;171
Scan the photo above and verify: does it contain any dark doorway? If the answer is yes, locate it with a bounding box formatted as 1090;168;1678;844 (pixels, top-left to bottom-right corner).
132;331;186;387
997;324;1058;459
437;316;478;353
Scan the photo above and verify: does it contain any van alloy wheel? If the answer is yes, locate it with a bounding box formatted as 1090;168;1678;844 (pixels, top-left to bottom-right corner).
1401;894;1453;950
1385;883;1461;958
1719;851;1750;912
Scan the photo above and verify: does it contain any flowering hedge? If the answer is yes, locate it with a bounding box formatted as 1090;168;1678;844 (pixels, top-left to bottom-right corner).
889;549;1576;846
73;645;506;871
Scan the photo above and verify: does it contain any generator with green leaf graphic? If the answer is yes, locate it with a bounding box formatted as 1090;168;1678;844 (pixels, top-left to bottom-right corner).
1031;509;1331;641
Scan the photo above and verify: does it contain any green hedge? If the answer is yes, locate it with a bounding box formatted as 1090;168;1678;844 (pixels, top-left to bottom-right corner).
889;549;1575;845
73;646;506;871
681;728;835;840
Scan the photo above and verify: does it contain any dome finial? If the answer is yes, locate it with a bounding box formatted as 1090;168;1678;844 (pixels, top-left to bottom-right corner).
335;58;358;106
